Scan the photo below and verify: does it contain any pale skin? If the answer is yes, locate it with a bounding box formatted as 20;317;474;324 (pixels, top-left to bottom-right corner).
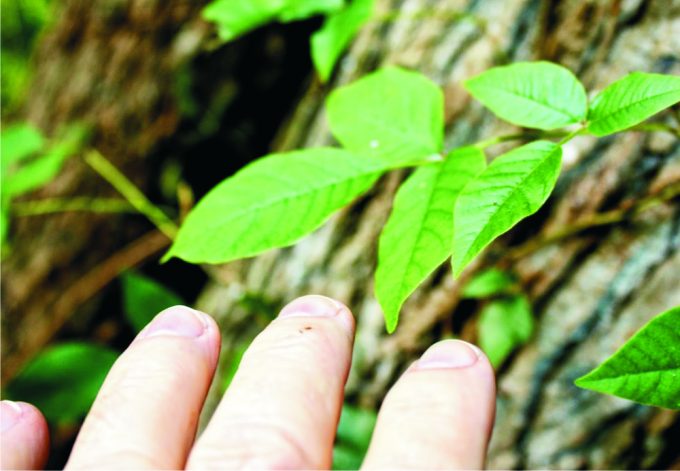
1;295;496;469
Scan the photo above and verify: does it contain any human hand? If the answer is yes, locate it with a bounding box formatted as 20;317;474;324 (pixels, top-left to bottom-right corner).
1;295;496;469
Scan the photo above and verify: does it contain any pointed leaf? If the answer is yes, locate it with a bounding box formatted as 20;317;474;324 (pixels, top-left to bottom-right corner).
462;268;515;299
121;271;185;332
575;306;680;409
311;0;374;82
464;61;587;130
327;67;444;165
166;148;397;264
452;141;562;277
5;342;118;424
587;72;680;136
478;295;534;367
376;147;486;333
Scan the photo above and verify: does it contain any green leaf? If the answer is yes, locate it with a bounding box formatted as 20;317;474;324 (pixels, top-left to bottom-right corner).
575;306;680;409
462;268;515;299
327;67;444;165
2;124;87;199
166;147;400;264
332;404;377;470
5;342;118;424
587;72;680;136
478;295;534;367
121;271;184;332
464;61;587;130
451;141;562;277
202;0;342;41
1;123;45;174
277;0;343;22
376;147;486;333
311;0;373;82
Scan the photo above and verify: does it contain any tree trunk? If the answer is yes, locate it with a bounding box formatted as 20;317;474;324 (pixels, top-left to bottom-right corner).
195;0;680;468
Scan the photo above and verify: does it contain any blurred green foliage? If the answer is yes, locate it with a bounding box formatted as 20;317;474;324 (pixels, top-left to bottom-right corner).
121;271;185;333
4;342;118;424
332;404;377;469
462;268;516;299
1;0;53;116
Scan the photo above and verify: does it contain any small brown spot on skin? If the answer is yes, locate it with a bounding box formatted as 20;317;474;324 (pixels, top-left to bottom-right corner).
304;326;312;330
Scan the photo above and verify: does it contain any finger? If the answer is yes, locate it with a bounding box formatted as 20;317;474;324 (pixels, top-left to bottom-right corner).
362;340;496;469
1;400;50;470
188;295;355;469
66;306;220;470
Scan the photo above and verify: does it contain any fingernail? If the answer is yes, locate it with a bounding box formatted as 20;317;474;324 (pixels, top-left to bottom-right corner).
279;295;354;333
416;340;482;370
138;306;209;340
1;400;23;433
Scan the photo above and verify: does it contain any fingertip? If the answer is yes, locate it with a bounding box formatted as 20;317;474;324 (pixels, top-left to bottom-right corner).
1;401;50;470
278;295;355;336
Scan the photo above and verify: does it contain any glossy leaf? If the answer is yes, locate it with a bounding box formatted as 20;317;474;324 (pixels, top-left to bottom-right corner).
5;342;118;424
327;67;444;165
464;61;587;130
166;148;400;264
462;268;515;299
451;141;562;277
311;0;373;82
587;72;680;136
478;295;534;367
575;306;680;409
376;147;486;333
121;271;184;332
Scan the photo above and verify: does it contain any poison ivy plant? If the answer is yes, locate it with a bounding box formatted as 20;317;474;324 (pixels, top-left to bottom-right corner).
575;306;680;409
164;148;410;264
166;62;680;332
376;147;485;333
478;294;534;368
203;0;373;82
121;271;184;332
4;342;118;424
587;72;680;136
464;61;587;130
327;67;443;164
451;141;562;277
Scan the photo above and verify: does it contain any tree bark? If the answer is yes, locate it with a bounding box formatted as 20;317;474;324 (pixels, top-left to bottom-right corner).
195;0;680;468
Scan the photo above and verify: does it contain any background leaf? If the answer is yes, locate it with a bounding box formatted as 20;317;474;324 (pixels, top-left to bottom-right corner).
332;404;377;470
121;271;185;332
203;0;342;41
464;61;587;130
311;0;373;82
166;148;397;264
462;268;515;299
4;342;118;424
375;147;486;333
575;306;680;409
0;123;45;173
451;141;562;277
587;72;680;136
327;67;444;165
478;295;534;367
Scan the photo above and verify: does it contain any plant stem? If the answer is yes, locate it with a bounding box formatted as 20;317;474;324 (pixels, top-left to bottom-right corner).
473;130;569;150
12;197;136;216
84;150;178;239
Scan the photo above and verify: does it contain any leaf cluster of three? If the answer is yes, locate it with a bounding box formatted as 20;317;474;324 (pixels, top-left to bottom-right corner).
166;61;680;333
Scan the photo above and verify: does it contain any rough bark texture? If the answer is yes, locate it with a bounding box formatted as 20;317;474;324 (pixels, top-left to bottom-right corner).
194;0;680;468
